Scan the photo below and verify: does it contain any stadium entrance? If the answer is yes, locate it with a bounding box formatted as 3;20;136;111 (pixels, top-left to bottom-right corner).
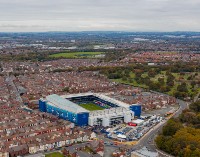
110;117;124;126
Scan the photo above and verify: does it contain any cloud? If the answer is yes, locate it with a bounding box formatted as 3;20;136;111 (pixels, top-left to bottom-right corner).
0;0;200;31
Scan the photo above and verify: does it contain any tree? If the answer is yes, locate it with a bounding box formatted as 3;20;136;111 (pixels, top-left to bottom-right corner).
155;135;166;150
190;100;200;112
191;148;200;157
122;76;127;81
149;82;161;91
166;80;174;87
174;91;188;99
148;69;157;77
183;145;192;157
158;78;165;84
128;78;133;83
62;87;69;92
107;73;121;79
191;81;196;88
179;111;197;124
135;72;142;78
167;74;175;83
160;86;167;93
162;118;183;136
177;82;188;93
143;77;151;85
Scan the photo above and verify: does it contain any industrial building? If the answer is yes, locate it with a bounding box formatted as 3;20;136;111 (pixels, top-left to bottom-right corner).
39;93;141;127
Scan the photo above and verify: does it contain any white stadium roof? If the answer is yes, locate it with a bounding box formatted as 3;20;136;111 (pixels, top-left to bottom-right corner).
62;92;130;108
61;92;93;99
46;93;131;114
46;94;89;114
95;93;130;108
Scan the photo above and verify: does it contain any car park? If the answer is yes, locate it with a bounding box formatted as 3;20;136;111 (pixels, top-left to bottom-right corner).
104;116;163;142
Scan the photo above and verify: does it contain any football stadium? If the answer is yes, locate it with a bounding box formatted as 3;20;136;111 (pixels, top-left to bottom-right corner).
39;93;141;127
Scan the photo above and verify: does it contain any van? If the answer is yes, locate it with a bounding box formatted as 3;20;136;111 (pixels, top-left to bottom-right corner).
128;122;137;126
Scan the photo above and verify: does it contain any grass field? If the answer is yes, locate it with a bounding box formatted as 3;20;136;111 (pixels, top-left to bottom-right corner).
49;52;104;59
112;78;148;89
110;70;200;99
79;103;104;111
112;71;148;88
45;152;64;157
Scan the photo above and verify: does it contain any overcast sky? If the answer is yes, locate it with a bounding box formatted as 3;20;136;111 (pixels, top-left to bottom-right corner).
0;0;200;32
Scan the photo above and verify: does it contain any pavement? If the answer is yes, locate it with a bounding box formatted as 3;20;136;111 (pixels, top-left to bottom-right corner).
173;99;188;118
194;92;200;102
103;98;188;157
5;73;24;106
104;145;119;157
126;98;188;157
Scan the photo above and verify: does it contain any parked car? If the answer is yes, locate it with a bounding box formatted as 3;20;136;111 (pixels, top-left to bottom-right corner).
128;122;137;127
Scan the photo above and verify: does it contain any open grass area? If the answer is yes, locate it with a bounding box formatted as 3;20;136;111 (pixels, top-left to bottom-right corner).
49;52;105;59
112;78;148;89
108;69;200;99
155;51;178;54
45;152;64;157
79;103;104;111
151;71;167;82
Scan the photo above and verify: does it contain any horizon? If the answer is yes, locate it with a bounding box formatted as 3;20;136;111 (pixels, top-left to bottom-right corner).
1;31;200;33
0;0;200;32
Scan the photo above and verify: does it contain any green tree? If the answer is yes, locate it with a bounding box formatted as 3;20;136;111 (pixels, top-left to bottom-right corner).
177;82;188;93
162;118;183;136
190;100;200;112
158;78;165;84
62;87;69;92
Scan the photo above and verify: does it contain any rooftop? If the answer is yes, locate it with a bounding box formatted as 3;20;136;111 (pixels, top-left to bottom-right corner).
46;94;89;114
62;93;130;108
132;147;158;157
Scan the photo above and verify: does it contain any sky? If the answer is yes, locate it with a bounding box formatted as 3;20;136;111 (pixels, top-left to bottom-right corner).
0;0;200;32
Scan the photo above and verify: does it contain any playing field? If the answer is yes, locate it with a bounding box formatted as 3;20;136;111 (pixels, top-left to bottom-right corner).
49;52;104;58
79;103;104;111
45;152;64;157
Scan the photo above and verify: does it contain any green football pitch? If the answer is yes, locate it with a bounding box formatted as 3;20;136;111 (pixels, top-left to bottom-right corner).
45;152;64;157
79;103;104;111
49;52;104;59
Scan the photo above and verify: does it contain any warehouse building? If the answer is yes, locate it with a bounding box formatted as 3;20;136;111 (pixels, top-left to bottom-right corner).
39;93;142;127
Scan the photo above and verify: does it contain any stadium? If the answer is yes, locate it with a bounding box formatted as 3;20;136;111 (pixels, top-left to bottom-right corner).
39;93;141;127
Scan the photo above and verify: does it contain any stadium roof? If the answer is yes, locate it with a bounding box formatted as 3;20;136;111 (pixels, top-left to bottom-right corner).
46;94;89;114
62;92;130;108
61;92;93;98
95;94;130;108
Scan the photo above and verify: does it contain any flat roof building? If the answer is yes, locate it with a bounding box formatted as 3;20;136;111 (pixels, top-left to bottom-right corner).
39;93;141;127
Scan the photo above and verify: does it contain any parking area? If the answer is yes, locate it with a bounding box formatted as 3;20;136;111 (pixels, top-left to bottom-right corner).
104;115;164;142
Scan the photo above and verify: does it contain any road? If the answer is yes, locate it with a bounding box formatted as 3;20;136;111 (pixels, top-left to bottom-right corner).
103;99;188;157
5;74;24;106
126;99;188;156
194;92;200;102
173;99;188;118
4;69;190;157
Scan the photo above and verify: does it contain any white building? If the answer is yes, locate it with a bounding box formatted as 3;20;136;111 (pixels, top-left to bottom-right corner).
89;107;133;127
57;93;135;127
